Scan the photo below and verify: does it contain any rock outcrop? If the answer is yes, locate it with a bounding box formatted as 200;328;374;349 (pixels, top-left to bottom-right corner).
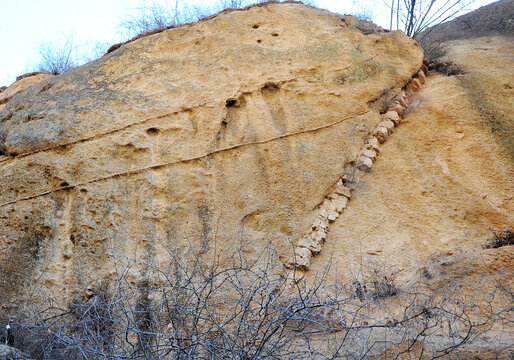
0;3;424;308
0;73;53;110
1;2;513;358
285;69;429;271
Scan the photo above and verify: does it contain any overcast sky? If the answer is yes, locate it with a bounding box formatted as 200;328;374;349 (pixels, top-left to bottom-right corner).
0;0;495;87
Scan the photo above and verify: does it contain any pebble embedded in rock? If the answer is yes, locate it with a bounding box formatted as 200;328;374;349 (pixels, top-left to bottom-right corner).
359;148;377;161
410;78;421;92
421;63;429;75
331;197;348;212
334;181;352;198
378;120;395;134
327;209;339;221
312;229;327;242
417;70;426;84
395;93;408;107
312;216;328;230
298;236;321;254
365;137;381;153
374;127;389;143
391;102;405;116
293;247;312;270
383;111;401;126
356;155;373;171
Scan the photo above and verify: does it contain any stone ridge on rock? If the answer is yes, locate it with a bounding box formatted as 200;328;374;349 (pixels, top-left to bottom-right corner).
286;67;429;271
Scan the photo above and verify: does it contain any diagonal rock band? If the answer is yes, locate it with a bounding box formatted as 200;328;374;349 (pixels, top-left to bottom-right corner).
286;65;429;271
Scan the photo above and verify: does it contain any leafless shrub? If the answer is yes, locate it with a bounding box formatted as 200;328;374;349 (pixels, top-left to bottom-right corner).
352;272;398;301
34;39;76;75
386;0;476;38
428;59;465;75
118;0;227;38
2;237;512;359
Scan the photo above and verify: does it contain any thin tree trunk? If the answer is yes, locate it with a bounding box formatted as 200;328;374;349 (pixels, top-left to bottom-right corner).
390;0;395;30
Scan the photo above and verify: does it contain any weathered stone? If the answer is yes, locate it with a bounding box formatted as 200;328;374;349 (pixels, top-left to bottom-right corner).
334;181;352;198
391;102;405;116
331;196;348;212
421;63;429;75
359;148;377;161
365;137;381;154
410;78;422;92
417;70;426;84
322;198;337;212
298;236;321;254
327;209;339;221
378;119;395;134
395;92;408;107
383;110;401;126
0;74;53;111
62;240;73;259
319;207;329;219
0;345;32;360
355;155;373;171
293;247;312;270
312;229;327;243
312;216;328;230
374;126;389;143
0;2;426;306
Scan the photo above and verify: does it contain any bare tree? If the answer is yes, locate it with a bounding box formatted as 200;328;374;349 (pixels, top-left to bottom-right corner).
387;0;475;38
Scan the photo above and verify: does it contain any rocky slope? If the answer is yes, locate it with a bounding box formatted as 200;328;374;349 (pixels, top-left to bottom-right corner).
0;2;512;358
0;3;423;309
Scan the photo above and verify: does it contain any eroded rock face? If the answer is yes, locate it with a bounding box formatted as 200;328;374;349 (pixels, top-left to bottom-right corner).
0;3;423;307
0;73;53;109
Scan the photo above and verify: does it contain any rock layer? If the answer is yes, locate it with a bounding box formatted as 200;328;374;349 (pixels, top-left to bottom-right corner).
0;3;424;307
286;67;429;271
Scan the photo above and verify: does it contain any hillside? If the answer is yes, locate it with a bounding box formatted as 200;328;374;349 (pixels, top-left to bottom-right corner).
0;2;512;359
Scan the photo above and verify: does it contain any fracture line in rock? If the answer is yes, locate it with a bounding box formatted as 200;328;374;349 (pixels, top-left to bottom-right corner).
1;52;381;166
0;77;297;165
0;109;369;208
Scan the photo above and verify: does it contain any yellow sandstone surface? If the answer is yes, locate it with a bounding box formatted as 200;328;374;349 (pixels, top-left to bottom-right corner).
0;3;423;307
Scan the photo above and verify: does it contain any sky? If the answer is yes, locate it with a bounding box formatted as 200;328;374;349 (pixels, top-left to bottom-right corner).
0;0;495;87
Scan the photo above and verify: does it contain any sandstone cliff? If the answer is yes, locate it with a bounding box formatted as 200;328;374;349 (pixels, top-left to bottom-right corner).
0;3;424;308
0;2;512;358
